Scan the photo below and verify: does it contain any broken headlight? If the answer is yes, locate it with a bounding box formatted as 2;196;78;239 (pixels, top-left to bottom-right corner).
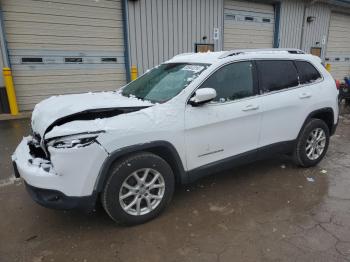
47;133;101;149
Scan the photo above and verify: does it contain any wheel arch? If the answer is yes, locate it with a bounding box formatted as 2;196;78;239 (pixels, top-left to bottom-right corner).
94;141;187;193
301;107;336;136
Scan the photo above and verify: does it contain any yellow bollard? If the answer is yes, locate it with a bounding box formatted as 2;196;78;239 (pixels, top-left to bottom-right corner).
325;63;331;72
131;65;138;81
3;67;19;115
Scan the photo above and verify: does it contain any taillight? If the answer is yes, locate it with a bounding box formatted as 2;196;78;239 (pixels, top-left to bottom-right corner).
335;80;340;89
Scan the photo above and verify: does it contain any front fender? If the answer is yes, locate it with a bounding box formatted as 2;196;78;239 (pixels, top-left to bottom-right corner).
94;141;187;193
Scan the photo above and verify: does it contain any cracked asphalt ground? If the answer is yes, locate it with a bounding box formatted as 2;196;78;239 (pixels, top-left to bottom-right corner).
1;106;350;262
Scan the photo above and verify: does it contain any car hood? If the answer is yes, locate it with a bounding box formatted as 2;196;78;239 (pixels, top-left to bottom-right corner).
31;91;153;138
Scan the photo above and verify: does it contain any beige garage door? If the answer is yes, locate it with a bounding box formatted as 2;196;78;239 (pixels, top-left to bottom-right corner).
2;0;126;111
326;12;350;80
224;0;275;50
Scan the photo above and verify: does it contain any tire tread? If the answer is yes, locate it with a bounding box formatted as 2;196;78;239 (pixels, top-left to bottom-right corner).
293;118;329;167
101;152;173;225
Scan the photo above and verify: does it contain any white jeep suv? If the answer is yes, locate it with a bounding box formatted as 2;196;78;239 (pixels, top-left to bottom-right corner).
12;49;339;225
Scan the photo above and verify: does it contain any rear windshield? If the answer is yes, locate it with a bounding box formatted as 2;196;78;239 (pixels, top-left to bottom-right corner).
122;63;210;103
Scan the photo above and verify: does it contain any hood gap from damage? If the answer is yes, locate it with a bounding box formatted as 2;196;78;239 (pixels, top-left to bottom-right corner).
44;106;150;138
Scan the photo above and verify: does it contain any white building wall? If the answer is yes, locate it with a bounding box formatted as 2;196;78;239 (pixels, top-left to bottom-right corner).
2;0;126;111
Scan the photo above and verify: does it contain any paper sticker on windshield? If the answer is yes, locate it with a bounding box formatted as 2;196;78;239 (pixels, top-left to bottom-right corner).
182;65;205;73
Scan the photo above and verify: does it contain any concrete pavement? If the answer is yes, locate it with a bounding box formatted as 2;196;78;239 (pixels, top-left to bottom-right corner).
1;107;350;262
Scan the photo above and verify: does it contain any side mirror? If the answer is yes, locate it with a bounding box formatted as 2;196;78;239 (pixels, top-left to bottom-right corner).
189;88;217;106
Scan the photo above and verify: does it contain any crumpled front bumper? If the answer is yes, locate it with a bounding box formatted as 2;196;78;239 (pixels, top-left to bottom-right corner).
23;181;97;211
12;136;108;209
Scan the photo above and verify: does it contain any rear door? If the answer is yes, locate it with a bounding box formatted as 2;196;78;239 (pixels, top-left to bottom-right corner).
256;60;316;149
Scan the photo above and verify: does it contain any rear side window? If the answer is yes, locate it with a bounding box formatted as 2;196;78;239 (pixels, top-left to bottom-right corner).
256;60;299;92
295;61;322;84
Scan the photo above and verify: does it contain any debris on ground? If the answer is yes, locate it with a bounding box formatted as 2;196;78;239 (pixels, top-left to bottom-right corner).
307;177;315;182
25;235;38;242
208;203;227;212
280;164;286;169
320;169;328;174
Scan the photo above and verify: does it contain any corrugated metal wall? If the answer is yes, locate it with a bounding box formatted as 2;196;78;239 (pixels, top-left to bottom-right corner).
127;0;224;75
2;0;126;111
302;2;330;59
279;0;304;48
279;0;330;59
128;0;336;76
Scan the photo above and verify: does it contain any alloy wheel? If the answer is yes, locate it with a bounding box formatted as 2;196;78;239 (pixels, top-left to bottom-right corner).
305;128;326;160
119;168;165;216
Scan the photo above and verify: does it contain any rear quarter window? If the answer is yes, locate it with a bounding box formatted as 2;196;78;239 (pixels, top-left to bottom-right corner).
295;61;322;84
256;60;299;93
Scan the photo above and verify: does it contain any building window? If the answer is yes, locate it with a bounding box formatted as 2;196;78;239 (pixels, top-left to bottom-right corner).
225;14;235;20
310;47;321;57
195;44;214;53
21;57;43;63
65;57;83;63
101;57;117;63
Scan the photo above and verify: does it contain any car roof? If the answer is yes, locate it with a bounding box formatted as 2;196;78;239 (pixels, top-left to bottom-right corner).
166;48;322;65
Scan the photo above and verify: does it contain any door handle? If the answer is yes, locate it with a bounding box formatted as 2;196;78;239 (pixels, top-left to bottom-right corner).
242;104;259;111
299;92;312;99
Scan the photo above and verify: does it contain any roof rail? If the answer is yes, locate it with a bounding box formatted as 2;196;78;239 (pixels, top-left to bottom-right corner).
172;52;194;59
218;48;305;59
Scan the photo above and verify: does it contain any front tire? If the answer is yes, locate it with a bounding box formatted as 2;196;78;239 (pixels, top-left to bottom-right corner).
293;118;330;167
101;152;175;225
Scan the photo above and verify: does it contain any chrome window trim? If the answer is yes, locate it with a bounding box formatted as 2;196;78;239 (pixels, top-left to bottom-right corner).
186;58;325;107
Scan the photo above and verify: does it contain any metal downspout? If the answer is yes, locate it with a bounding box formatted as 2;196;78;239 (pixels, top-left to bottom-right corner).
299;2;307;50
273;2;281;48
122;0;131;83
0;10;10;68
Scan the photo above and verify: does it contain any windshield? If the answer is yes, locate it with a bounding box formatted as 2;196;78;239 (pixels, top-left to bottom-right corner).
121;63;209;103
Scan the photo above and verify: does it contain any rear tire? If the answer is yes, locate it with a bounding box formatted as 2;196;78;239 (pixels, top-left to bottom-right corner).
293;118;330;167
101;152;175;225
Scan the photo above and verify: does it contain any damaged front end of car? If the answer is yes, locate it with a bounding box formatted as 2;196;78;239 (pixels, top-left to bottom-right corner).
12;91;155;211
12;130;109;211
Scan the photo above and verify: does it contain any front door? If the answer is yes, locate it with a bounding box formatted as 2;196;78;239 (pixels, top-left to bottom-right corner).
184;61;262;171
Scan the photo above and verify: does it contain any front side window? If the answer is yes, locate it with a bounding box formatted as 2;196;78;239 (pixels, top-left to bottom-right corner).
256;60;299;92
199;61;255;102
122;63;209;103
295;61;322;84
